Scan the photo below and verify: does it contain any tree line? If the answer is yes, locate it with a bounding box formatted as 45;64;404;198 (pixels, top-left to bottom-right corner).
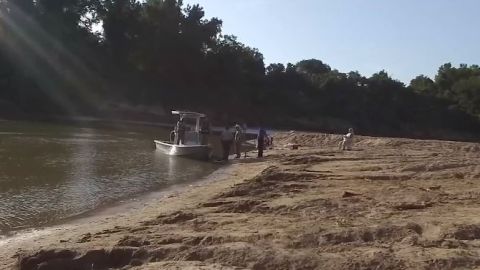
0;0;479;138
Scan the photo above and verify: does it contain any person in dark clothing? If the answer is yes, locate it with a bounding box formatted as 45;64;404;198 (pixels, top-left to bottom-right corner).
174;118;186;145
220;126;233;161
199;116;211;145
242;123;248;158
257;128;266;158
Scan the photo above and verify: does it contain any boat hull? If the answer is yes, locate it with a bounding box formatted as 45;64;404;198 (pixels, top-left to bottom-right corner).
154;140;211;160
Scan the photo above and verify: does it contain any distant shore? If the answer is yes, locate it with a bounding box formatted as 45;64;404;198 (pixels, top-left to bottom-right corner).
2;109;479;145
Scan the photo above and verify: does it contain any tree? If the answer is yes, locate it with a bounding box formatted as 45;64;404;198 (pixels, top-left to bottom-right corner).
295;59;331;75
368;70;405;90
410;75;437;95
101;0;142;63
434;63;480;98
452;77;480;115
347;71;365;84
0;0;480;137
266;63;285;75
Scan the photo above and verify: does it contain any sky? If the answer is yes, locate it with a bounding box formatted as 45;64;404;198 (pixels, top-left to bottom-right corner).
183;0;480;84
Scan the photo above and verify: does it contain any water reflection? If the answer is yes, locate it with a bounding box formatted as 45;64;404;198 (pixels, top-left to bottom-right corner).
0;122;218;234
64;128;98;211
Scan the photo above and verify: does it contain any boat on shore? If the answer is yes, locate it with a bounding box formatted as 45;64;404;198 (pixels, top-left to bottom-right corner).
154;111;211;160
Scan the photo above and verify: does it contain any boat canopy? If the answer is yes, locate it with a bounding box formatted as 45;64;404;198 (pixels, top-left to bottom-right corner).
172;110;206;133
172;111;206;119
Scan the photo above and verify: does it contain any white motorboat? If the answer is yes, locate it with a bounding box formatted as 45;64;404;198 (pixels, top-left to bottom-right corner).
154;111;211;160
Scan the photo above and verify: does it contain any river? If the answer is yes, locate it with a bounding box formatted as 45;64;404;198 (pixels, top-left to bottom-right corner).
0;120;219;234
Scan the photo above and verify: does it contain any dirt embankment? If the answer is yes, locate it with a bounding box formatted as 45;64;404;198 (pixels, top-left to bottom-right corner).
6;132;480;270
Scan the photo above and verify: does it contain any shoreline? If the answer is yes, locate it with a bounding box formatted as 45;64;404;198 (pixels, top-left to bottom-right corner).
0;118;261;241
0;158;270;269
4;114;479;143
0;163;226;239
0;161;228;239
6;132;480;269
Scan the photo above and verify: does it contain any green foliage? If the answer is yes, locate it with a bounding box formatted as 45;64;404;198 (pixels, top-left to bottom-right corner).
296;59;331;75
266;63;285;75
0;0;480;137
410;75;436;95
434;63;480;98
452;76;480;115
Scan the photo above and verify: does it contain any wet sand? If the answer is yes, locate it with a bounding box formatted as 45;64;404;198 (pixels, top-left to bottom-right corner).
4;131;480;270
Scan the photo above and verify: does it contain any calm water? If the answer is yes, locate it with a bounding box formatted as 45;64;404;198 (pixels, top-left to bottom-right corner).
0;121;218;234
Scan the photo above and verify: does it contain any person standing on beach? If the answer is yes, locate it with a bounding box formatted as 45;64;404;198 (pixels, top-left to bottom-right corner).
199;116;210;145
257;128;266;158
220;125;234;161
234;124;244;158
242;123;248;158
339;128;354;150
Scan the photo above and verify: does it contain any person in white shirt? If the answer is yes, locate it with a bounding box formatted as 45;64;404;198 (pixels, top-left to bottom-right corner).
220;125;234;161
339;128;354;151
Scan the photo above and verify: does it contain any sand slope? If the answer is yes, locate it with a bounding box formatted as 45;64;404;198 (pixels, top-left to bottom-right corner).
5;132;480;270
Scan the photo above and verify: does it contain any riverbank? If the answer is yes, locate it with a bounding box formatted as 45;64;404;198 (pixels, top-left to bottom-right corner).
5;131;480;269
0;160;268;269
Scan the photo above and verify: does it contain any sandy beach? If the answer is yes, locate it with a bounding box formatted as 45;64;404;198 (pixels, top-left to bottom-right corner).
4;131;480;270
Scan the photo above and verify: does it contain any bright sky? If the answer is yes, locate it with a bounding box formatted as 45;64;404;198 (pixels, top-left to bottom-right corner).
183;0;480;83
